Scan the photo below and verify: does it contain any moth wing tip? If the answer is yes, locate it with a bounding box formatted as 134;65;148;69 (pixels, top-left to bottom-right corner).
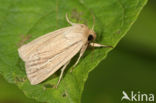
27;73;41;85
18;45;29;61
30;82;38;85
18;47;26;61
18;47;23;58
28;78;40;85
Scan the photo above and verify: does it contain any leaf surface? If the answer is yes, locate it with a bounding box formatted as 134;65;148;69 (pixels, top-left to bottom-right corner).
0;0;147;103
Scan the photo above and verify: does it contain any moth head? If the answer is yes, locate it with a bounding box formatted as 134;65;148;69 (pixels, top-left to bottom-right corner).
66;13;96;42
88;30;96;42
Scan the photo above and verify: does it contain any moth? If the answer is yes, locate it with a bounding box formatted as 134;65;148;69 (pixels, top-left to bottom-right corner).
18;14;111;88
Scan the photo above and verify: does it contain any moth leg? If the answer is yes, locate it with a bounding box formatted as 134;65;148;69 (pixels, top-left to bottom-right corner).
90;43;113;48
70;45;87;72
56;60;70;88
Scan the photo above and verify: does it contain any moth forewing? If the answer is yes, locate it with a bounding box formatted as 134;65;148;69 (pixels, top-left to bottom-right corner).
18;27;72;61
18;14;111;87
26;41;83;85
18;25;85;86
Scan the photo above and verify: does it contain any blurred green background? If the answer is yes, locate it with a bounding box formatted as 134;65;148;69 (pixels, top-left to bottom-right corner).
0;0;155;103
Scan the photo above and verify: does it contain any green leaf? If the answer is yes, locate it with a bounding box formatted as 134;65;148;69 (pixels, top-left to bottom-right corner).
0;0;147;103
0;75;39;103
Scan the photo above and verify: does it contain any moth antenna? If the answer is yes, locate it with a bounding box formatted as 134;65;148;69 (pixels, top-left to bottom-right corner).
91;24;94;31
66;13;76;26
91;14;95;30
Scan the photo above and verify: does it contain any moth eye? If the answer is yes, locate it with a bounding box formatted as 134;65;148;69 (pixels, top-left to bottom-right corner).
88;34;93;41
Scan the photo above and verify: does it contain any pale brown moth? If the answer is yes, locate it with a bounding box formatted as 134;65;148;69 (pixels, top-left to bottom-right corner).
18;14;111;88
